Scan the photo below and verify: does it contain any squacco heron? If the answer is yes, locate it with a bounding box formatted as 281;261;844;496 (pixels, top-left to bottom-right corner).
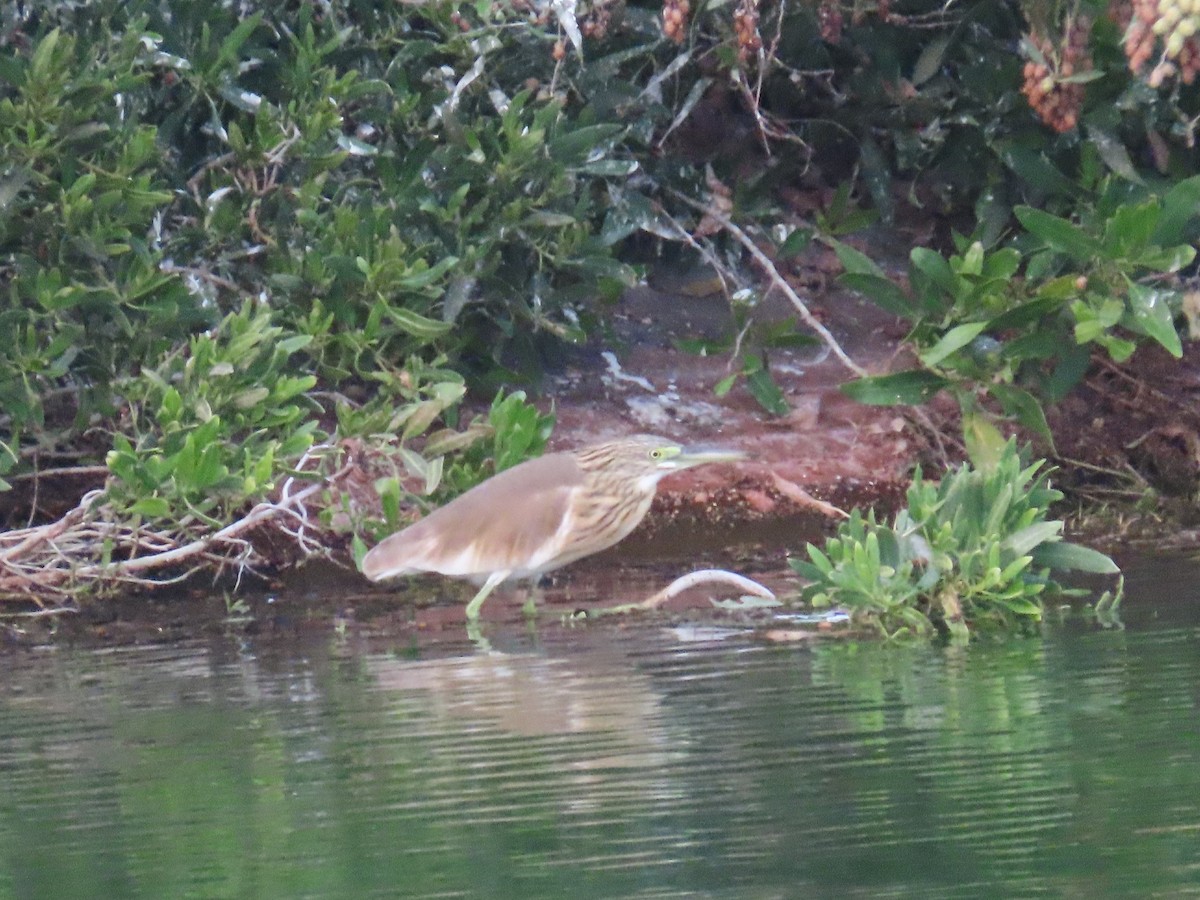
360;434;745;619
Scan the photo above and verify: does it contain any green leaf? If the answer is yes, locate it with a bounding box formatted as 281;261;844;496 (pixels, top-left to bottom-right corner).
988;296;1062;332
31;29;65;78
1037;274;1086;301
1002;522;1063;558
1086;125;1144;184
336;134;378;157
840;371;949;405
1134;244;1195;272
745;368;789;416
829;239;885;277
957;241;985;276
394;256;459;290
1044;341;1092;401
383;305;454;341
778;228;813;259
1031;541;1120;574
789;559;825;582
994;142;1077;196
988;384;1053;448
1154;175;1200;244
911;34;951;86
216;13;263;71
547;123;624;164
920;322;987;367
351;534;369;567
1125;283;1182;358
234;387;269;409
983;247;1022;280
994;596;1044;617
839;273;912;318
1019;34;1049;69
962;411;1006;470
713;373;738;397
1105;201;1159;255
909;247;958;295
130;497;172;518
1015;206;1103;261
574;159;639;177
277;334;314;354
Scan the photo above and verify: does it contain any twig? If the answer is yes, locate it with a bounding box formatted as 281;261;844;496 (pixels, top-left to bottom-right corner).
71;465;346;578
6;465;110;484
0;606;79;619
159;263;242;294
0;499;92;563
0;441;352;600
1092;357;1200;424
639;568;775;609
665;187;868;378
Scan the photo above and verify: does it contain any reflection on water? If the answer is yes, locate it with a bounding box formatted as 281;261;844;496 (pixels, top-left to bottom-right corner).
0;558;1198;898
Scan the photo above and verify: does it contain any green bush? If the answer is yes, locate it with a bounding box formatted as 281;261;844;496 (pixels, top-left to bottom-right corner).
837;177;1198;452
1;1;637;537
790;441;1119;641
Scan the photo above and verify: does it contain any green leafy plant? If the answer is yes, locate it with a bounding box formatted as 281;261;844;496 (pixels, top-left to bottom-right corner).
789;441;1120;641
2;2;619;539
837;179;1198;452
436;390;556;499
104;302;318;523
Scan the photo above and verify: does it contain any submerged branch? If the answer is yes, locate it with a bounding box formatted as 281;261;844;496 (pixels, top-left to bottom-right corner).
639;568;777;609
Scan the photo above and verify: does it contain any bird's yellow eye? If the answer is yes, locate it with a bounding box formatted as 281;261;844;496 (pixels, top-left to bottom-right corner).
649;448;663;460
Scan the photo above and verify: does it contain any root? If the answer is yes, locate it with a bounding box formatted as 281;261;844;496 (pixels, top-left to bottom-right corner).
0;440;356;608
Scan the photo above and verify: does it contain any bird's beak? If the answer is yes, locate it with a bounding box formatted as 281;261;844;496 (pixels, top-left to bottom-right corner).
672;447;746;470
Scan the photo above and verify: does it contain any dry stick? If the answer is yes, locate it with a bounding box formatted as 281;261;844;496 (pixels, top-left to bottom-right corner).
0;606;80;619
6;465;110;484
639;568;776;610
159;264;242;294
71;466;347;579
0;500;92;563
0;454;349;600
665;188;868;379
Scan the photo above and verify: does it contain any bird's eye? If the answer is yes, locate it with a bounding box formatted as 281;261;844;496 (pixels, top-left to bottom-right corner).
649;448;663;460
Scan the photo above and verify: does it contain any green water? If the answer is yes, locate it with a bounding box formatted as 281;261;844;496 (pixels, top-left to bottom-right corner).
1;557;1198;898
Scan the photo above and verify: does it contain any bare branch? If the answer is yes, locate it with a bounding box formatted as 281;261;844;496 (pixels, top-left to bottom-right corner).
666;187;868;378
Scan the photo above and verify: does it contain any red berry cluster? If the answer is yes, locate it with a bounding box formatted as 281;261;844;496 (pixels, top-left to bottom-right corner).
662;0;690;43
1020;19;1093;133
1115;0;1200;85
1124;2;1157;72
582;0;616;40
733;0;763;60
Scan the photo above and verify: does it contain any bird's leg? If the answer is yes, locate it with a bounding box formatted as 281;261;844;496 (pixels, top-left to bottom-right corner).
521;576;544;620
464;571;508;621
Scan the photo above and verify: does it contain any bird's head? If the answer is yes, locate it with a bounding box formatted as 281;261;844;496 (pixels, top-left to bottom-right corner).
579;434;746;490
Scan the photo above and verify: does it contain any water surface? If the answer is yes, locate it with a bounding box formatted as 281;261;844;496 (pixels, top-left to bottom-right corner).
1;557;1198;898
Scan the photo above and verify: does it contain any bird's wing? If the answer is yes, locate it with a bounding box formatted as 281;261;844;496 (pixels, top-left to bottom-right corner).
361;452;584;580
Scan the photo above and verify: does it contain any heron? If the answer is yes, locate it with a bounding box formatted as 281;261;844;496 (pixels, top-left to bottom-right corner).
360;434;745;619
